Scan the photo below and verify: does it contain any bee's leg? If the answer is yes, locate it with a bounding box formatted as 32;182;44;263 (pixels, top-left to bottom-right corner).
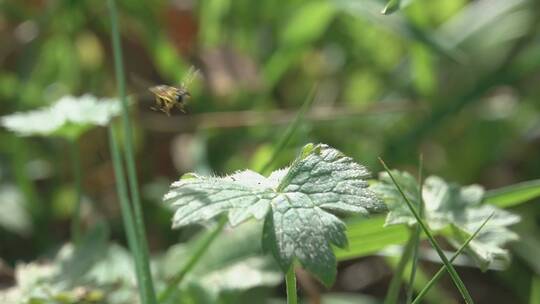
150;96;162;112
164;102;173;116
175;102;187;113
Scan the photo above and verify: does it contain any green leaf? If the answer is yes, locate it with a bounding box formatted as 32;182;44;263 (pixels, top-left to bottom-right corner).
371;170;421;227
280;1;337;47
86;243;136;286
449;205;519;270
165;143;385;286
158;221;282;300
55;221;110;285
372;172;520;270
381;0;401;15
484;179;540;208
1;94;121;139
336;216;409;260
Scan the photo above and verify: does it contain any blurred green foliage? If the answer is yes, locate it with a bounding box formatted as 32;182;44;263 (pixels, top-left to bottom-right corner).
1;0;540;303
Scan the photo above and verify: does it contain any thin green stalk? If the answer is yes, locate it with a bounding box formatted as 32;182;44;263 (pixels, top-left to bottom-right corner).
70;139;83;245
108;126;146;303
406;155;424;304
158;216;228;303
286;266;298;304
384;231;416;304
10;138;49;246
259;85;317;175
107;0;156;303
379;158;475;304
530;275;540;304
412;213;494;304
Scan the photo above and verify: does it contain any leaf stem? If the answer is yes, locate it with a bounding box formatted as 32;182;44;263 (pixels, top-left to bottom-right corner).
70;139;83;245
286;266;298;304
412;212;494;304
158;216;228;303
379;158;475;304
107;0;156;302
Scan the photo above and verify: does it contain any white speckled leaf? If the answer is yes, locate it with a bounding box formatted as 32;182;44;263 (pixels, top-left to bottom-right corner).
165;144;385;286
1;94;121;139
372;171;520;270
165;171;276;227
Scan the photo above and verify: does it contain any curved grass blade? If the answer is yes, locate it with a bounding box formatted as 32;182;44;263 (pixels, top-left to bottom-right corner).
406;155;424;303
412;212;495;304
379;158;475;304
259;85;317;175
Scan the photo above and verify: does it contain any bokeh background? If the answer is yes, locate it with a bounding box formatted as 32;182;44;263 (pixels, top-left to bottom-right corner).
1;0;539;303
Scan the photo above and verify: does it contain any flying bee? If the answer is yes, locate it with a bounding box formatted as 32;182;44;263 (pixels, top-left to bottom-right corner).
148;67;199;116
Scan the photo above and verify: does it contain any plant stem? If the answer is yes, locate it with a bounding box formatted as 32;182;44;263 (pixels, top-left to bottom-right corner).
107;0;156;303
531;275;540;304
384;232;416;304
10;137;49;246
412;213;494;304
379;158;475;304
158;216;228;303
286;266;298;304
70;139;83;245
406;154;424;304
108;126;146;303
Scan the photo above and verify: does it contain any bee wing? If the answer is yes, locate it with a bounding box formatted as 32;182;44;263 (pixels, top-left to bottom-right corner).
148;85;161;94
181;66;200;88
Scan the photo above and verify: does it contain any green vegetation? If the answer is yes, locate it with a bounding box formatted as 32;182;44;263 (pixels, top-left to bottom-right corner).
1;0;540;303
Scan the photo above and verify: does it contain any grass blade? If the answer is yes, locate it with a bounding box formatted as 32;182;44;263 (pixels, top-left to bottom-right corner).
108;126;146;302
379;158;475;304
259;85;317;175
107;0;157;302
412;212;495;304
406;154;424;303
484;179;540;208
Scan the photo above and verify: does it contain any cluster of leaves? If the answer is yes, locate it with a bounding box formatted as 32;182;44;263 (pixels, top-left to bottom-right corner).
165;142;524;291
0;140;529;304
372;170;520;270
0;221;282;304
